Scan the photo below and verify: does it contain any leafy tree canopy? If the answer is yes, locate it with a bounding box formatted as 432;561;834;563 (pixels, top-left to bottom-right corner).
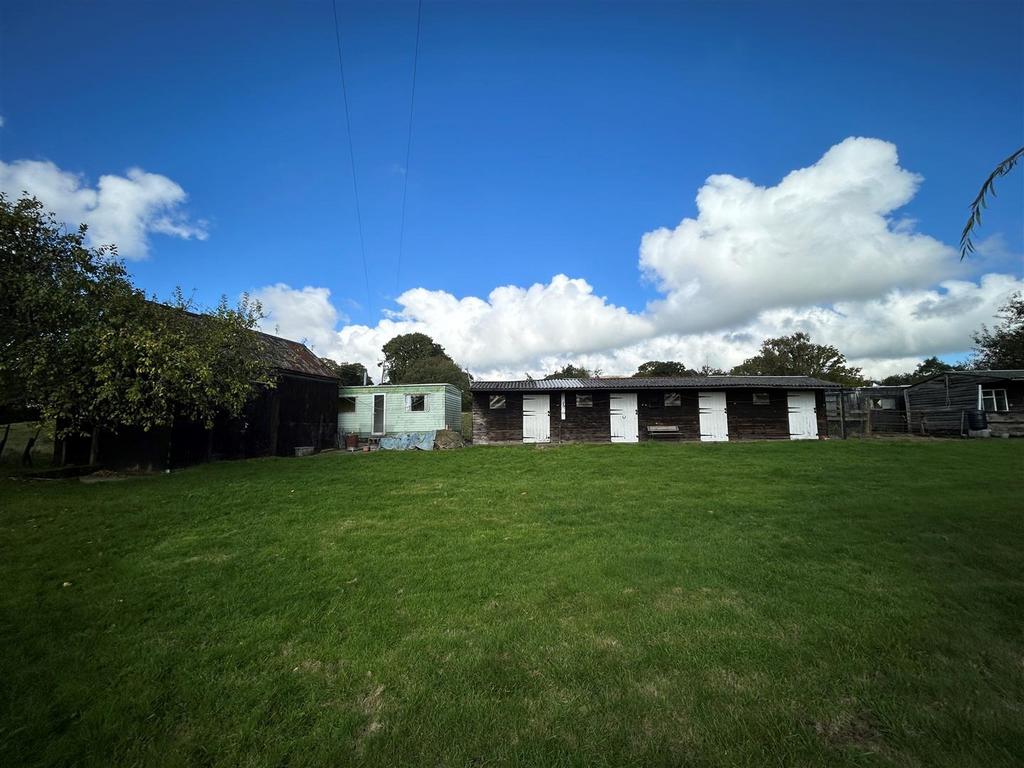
320;359;373;386
633;361;694;377
401;355;473;409
382;333;446;383
0;194;273;441
381;333;472;408
543;364;592;379
972;291;1024;369
879;356;965;386
695;364;726;376
730;332;864;386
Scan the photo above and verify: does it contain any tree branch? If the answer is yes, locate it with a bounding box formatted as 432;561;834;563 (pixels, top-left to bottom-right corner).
960;145;1024;260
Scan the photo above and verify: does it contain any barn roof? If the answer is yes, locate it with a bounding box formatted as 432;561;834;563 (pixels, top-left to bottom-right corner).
255;331;338;380
470;376;840;392
909;369;1024;387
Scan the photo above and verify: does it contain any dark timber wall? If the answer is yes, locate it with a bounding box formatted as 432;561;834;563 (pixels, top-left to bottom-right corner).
726;389;791;440
59;373;339;469
637;390;701;440
907;376;1024;436
552;391;612;442
472;391;525;444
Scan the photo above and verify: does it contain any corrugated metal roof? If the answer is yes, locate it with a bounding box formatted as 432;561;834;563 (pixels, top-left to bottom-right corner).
952;369;1024;379
470;376;840;392
256;331;339;380
909;369;1024;387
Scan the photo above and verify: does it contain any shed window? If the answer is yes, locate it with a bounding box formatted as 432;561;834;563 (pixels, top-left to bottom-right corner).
981;388;1009;412
664;392;681;407
339;396;356;413
576;393;593;408
752;392;770;405
407;394;426;412
870;397;896;410
489;395;506;410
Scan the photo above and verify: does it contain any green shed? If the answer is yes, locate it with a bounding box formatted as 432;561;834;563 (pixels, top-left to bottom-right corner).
338;383;463;438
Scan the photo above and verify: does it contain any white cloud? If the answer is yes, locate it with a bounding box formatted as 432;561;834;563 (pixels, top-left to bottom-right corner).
252;137;1022;380
640;137;961;333
0;159;207;258
253;284;343;352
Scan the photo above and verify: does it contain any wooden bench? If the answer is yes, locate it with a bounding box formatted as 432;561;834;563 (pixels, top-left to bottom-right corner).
646;425;681;440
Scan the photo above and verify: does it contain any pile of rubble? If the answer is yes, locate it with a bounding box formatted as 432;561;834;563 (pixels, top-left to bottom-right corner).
433;429;465;450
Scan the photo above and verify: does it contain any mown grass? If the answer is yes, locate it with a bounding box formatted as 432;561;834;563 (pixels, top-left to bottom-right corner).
1;440;1022;767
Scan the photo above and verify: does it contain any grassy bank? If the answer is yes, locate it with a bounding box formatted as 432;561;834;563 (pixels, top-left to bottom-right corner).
1;440;1022;766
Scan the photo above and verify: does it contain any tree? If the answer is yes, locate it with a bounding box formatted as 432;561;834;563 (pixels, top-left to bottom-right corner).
88;290;274;434
731;332;864;386
401;355;473;409
971;291;1024;369
880;356;965;386
960;146;1024;260
380;332;473;408
543;364;591;379
381;333;446;383
319;359;373;386
0;194;274;460
695;364;726;376
633;361;695;377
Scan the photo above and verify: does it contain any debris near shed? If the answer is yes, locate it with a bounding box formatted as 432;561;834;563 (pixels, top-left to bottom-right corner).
433;429;464;450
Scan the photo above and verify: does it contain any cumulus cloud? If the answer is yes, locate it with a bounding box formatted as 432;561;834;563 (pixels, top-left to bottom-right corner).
253;284;343;352
0;158;207;258
253;137;1022;380
640;137;959;332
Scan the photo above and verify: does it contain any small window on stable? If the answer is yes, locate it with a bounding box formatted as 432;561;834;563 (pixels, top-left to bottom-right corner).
752;392;770;405
871;397;897;410
339;396;356;413
408;394;426;412
981;388;1009;412
576;394;593;408
489;395;506;410
664;392;681;407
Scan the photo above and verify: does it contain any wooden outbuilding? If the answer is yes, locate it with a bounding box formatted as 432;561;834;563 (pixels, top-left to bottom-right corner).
905;369;1024;437
471;376;838;445
338;383;463;438
58;331;340;469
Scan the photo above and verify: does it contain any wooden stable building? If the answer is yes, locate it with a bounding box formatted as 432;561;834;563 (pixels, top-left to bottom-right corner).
471;377;838;445
58;332;340;469
905;369;1024;437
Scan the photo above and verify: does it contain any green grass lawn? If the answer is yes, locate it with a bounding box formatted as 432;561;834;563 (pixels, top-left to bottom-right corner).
2;441;1023;767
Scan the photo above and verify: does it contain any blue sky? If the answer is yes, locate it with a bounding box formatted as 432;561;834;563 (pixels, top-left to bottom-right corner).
2;0;1022;377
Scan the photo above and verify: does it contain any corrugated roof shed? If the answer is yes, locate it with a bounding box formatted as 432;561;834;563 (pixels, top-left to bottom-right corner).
255;331;338;380
471;376;840;392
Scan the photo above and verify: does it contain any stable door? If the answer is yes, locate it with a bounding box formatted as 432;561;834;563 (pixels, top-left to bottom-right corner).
522;394;551;443
610;392;639;443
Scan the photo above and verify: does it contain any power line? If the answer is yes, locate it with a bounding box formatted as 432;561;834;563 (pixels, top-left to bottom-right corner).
331;0;372;317
395;0;424;293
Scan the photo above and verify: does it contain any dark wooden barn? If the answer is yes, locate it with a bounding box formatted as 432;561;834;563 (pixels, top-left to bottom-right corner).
58;331;339;469
905;370;1024;437
471;376;838;445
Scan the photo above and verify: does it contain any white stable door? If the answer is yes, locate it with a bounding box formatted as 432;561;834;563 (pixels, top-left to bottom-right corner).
698;391;729;442
787;391;819;440
609;392;639;443
522;394;551;443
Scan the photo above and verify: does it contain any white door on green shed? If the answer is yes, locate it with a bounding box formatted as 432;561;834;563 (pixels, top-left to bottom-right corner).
787;391;818;440
522;394;550;443
372;394;386;434
698;391;729;441
609;392;639;443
